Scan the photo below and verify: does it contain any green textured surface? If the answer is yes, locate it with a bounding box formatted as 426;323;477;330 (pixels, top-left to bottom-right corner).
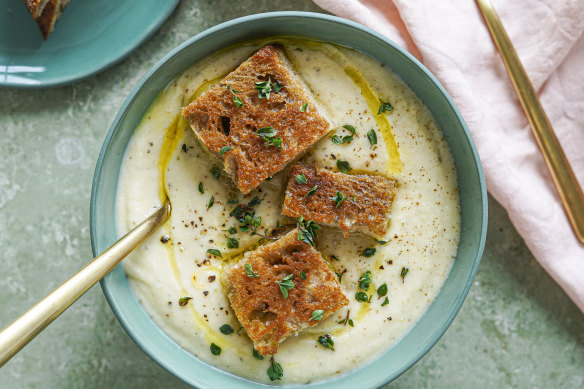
0;1;582;388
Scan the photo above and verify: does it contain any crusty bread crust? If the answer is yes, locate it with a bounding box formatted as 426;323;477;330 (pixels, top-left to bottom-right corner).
23;0;71;39
282;164;397;238
221;228;348;355
183;45;333;194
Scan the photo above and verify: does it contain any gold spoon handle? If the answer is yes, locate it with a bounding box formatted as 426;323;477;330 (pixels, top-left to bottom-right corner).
476;0;584;243
0;203;171;367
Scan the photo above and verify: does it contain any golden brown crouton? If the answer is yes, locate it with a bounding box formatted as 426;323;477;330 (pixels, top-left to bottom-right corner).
24;0;71;39
182;44;333;194
282;164;397;238
221;228;348;355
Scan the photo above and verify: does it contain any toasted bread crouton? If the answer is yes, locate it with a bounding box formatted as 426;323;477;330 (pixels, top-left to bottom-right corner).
24;0;71;39
282;164;397;238
221;228;348;355
182;45;333;194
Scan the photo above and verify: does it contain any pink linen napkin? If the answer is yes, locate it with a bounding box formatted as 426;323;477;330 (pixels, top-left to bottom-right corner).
314;0;584;312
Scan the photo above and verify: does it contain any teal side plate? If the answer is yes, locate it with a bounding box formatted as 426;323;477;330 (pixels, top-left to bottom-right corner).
0;0;178;88
91;12;487;389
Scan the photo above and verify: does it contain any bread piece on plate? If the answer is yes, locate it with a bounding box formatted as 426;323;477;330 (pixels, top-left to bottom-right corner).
182;44;333;194
282;164;397;238
221;228;348;356
23;0;71;39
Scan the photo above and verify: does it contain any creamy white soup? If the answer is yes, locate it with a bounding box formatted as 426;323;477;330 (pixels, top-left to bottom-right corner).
115;38;460;384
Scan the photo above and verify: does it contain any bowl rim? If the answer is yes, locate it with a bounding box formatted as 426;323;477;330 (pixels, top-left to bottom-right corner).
91;10;487;388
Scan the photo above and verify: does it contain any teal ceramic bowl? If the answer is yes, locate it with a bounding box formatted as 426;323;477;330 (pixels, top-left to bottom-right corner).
91;12;487;389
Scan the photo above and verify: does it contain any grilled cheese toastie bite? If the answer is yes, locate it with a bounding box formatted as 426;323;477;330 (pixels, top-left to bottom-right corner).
283;164;397;238
221;228;348;356
182;44;333;194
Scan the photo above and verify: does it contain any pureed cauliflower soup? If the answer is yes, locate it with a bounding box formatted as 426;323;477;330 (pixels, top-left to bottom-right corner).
115;38;460;384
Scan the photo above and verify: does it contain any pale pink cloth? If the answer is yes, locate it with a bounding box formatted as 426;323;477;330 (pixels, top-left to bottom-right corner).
314;0;584;312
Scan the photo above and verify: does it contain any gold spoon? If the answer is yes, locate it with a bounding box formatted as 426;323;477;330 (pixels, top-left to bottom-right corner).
0;202;171;367
476;0;584;243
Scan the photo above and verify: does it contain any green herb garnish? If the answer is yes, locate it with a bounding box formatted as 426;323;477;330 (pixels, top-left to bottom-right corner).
336;160;351;173
210;343;222;355
400;267;409;283
343;124;357;135
207;196;215;209
361;248;376;257
219;146;233;156
304;185;318;198
267;357;284;381
377;100;394;115
227;198;238;205
300;271;306;280
358;271;371;290
295;174;307;184
178;296;192;306
297;215;320;246
275;274;295;298
247;196;261;208
219;324;234;335
254;78;282;99
255;126;283;149
367;129;377;146
244;263;259;278
331;134;354;144
377;283;388;298
374;238;387;244
348;319;354;327
311;310;324;321
317;334;335;351
198;182;204;194
381;297;389;306
228;227;237;234
227;237;239;249
300;103;308;112
227;85;243;108
332;191;347;208
211;166;220;178
355;291;369;303
207;249;222;258
252;348;264;360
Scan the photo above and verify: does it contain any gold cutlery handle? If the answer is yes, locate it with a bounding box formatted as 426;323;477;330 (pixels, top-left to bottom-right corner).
476;0;584;243
0;203;171;367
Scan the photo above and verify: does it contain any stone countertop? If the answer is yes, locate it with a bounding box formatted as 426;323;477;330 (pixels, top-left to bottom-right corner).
0;1;582;388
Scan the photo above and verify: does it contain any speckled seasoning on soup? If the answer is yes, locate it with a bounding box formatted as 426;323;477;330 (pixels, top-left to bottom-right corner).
115;38;460;384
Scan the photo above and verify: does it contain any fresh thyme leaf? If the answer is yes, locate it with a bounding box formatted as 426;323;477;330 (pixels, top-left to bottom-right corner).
211;166;220;178
295;174;307;184
367;129;378;146
228;227;237;234
304;185;318;198
335;272;343;283
330;255;339;261
348;319;354;327
210;343;222;356
331;134;353;144
227;198;238;205
255;78;282;100
227;237;239;249
361;248;376;257
267;357;284;381
377;283;388;298
244;263;259;278
219;324;234;335
297;215;320;246
198;182;204;194
300;271;306;280
355;291;369;303
207;196;215;209
317;334;335;351
311;309;324;321
381;297;389;306
400;267;409;283
374;238;388;245
268;137;283;149
227;85;243;108
275;274;295;298
272;81;283;93
336;160;351;173
256;126;277;138
332;191;347;207
377;100;394;115
239;225;250;232
358;271;372;290
252;348;264;360
300;102;308;112
207;249;222;258
178;296;192;306
342;124;357;135
219;146;233;156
